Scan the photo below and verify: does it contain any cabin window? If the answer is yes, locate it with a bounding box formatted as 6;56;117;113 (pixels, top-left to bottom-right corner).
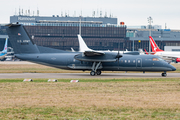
121;60;123;63
125;60;127;63
133;60;135;63
128;60;130;63
152;58;159;61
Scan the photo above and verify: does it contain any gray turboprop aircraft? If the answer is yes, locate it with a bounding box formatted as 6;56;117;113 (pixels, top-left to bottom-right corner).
6;23;176;77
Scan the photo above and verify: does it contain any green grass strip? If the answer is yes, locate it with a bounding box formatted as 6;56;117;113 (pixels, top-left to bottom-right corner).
0;107;180;119
0;78;180;83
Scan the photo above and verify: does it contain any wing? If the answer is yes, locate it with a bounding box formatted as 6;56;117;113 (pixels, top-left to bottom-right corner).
84;50;105;56
74;52;117;62
161;55;180;60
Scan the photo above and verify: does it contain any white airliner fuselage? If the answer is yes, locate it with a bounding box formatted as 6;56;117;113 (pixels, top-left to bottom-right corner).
154;51;180;61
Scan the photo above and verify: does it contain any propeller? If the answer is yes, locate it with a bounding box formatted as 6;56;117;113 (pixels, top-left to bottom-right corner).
116;51;122;65
116;42;122;66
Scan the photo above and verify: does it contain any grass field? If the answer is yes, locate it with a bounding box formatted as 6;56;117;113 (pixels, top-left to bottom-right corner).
0;78;180;119
0;62;180;119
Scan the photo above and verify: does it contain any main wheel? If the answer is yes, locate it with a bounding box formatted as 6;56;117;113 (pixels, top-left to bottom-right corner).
96;70;101;75
90;71;96;76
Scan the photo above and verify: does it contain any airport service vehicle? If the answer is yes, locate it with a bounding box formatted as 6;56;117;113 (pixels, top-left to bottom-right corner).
6;24;176;76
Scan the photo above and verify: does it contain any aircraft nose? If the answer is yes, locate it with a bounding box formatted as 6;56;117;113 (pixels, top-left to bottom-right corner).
170;65;176;71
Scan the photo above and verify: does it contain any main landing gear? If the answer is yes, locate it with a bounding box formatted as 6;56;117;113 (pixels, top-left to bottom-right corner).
90;70;102;76
161;71;167;77
90;62;102;76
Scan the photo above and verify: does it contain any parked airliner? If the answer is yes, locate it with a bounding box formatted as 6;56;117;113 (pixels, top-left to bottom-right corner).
149;36;180;63
0;38;8;60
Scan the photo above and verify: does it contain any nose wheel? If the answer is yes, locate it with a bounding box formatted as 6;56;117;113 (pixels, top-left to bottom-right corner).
161;72;167;77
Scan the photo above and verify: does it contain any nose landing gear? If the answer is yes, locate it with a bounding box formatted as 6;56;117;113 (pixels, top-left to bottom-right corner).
161;71;167;77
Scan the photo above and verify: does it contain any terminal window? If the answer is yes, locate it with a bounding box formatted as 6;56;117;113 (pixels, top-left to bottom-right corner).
172;49;180;51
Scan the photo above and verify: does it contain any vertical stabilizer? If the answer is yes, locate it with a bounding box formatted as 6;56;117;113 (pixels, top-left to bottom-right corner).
6;24;39;54
149;36;163;52
2;38;8;53
78;34;93;52
144;49;149;54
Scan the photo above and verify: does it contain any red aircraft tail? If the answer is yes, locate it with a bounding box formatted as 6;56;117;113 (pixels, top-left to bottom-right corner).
149;36;164;52
144;49;149;54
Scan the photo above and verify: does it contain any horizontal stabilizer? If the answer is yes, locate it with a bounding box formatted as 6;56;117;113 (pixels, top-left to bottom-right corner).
6;23;21;27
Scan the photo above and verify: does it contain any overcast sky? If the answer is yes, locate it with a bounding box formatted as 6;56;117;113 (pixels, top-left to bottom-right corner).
1;0;180;29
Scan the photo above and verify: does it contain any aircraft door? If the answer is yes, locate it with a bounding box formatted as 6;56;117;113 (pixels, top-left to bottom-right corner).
136;58;142;68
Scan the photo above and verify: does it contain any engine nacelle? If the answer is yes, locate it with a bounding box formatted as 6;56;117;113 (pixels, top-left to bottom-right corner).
176;58;180;63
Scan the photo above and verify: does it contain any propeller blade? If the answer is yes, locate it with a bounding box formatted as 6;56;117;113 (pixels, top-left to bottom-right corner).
116;42;122;66
118;57;119;66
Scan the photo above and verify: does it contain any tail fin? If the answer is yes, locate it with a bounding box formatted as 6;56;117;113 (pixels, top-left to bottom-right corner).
71;47;75;52
149;36;163;52
144;49;148;54
77;34;92;52
2;38;8;53
6;24;39;54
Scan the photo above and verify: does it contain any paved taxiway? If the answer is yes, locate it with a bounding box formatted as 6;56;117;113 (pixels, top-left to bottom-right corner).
0;61;179;78
0;73;179;79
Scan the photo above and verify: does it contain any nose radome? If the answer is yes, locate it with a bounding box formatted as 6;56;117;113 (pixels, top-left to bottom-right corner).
172;66;176;71
170;65;176;71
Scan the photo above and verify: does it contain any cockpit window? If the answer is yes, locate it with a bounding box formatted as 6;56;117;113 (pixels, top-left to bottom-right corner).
152;58;159;61
158;58;164;61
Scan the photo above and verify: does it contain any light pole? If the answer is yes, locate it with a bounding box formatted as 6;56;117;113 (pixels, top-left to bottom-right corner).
147;16;153;52
79;16;81;35
133;30;137;51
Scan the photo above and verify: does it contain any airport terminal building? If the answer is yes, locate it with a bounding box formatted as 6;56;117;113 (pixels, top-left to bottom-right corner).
10;15;126;51
1;15;180;51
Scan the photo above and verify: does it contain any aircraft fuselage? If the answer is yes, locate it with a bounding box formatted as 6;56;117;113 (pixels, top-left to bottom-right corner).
15;52;175;72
